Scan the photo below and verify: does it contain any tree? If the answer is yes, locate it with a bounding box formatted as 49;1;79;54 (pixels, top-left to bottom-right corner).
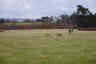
0;18;5;31
73;5;95;28
41;16;50;22
36;19;41;22
76;5;92;16
0;18;4;24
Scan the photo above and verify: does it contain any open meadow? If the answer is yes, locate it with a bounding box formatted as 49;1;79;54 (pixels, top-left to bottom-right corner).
0;29;96;64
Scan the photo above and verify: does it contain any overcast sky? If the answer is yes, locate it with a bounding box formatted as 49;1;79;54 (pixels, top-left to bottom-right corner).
0;0;96;19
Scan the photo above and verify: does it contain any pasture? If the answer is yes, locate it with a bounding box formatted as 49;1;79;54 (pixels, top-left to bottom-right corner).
4;22;42;26
0;29;96;64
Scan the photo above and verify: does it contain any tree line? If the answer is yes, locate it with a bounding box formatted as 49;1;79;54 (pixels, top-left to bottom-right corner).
0;5;96;29
70;5;96;28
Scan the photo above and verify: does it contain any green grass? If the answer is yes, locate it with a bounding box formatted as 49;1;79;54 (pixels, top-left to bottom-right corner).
0;29;96;64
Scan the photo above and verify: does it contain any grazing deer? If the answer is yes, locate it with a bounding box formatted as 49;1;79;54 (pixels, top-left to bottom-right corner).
69;29;73;35
57;33;62;38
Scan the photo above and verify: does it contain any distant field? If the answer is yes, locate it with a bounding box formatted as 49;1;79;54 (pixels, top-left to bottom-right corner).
0;29;96;64
4;22;42;26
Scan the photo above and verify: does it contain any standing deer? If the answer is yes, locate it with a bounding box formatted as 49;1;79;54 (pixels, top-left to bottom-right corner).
69;29;73;35
57;33;62;38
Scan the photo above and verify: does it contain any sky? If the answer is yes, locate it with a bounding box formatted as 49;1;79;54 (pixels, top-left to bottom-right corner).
0;0;96;19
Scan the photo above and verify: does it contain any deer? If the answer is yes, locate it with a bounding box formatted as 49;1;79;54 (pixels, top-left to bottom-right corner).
57;33;62;38
69;29;74;35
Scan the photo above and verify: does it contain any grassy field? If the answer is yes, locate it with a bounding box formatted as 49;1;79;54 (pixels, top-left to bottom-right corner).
0;29;96;64
4;22;42;26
